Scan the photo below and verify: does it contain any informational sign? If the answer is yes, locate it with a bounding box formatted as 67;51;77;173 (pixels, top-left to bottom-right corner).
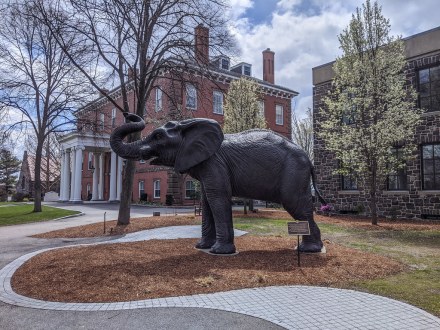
287;221;310;267
287;221;310;236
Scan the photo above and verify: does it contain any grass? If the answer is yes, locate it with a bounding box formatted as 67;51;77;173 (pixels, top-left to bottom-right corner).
235;216;440;317
0;204;80;226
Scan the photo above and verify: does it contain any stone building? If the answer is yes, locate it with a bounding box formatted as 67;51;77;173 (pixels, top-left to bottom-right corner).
58;25;298;204
313;26;440;219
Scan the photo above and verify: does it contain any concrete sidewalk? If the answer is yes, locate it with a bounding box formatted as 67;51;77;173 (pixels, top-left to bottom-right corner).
0;203;439;329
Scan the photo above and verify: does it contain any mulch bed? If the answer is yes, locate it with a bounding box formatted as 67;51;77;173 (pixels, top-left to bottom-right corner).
33;215;202;239
12;236;404;303
34;209;440;240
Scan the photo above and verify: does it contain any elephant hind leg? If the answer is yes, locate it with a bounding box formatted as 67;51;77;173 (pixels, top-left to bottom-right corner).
283;197;323;253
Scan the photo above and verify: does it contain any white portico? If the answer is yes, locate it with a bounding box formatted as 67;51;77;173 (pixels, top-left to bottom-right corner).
58;132;123;203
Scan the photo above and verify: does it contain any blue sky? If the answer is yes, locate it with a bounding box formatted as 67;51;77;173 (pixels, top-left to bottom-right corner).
228;0;440;118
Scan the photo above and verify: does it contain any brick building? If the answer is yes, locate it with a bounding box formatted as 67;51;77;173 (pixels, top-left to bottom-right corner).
313;27;440;219
58;26;298;205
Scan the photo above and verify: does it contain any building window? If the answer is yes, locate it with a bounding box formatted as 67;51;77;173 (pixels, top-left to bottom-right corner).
418;65;440;112
88;152;94;170
139;181;145;200
186;84;197;110
221;58;229;70
258;100;265;118
422;144;440;190
185;180;196;199
275;104;283;125
111;108;116;128
87;183;91;197
153;180;161;199
387;147;407;190
99;113;105;131
155;88;162;112
341;174;358;190
243;65;251;76
213;91;223;114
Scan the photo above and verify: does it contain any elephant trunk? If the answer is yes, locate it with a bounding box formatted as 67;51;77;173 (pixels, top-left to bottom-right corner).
110;112;146;160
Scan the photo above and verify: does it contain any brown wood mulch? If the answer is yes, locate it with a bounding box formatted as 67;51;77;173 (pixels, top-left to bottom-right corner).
17;209;436;303
32;215;202;239
12;236;404;303
34;209;439;240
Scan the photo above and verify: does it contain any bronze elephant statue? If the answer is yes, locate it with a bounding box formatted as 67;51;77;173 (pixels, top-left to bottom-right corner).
110;113;326;254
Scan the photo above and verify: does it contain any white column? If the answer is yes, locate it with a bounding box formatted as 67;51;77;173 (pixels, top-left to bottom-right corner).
91;152;99;201
116;156;123;201
98;153;104;200
109;151;117;202
58;150;66;201
69;147;76;201
64;149;71;201
72;146;84;202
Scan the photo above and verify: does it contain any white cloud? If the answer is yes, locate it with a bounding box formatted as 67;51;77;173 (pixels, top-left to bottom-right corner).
231;0;440;119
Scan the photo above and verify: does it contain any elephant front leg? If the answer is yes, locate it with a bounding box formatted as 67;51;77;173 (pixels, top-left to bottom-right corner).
206;196;236;255
195;189;216;249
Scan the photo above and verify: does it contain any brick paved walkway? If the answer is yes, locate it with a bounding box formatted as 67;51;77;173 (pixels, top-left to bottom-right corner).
1;226;439;330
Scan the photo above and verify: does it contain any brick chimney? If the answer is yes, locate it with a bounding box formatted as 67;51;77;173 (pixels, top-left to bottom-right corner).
263;48;275;84
195;24;209;64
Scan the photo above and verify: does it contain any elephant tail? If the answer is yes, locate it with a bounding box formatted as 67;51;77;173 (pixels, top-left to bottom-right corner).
311;166;328;205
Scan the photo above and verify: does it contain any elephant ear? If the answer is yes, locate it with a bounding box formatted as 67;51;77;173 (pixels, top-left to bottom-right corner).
174;118;224;173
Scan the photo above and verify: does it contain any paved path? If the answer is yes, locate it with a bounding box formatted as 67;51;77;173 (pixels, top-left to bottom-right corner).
1;203;439;329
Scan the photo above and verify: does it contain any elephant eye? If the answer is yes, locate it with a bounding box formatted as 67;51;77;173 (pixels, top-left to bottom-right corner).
154;133;163;140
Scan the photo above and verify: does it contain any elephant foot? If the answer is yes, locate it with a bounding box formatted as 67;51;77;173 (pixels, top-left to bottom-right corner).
298;239;324;253
195;237;216;249
209;242;236;255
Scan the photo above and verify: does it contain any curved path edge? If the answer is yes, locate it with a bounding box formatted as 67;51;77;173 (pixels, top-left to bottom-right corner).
1;228;439;330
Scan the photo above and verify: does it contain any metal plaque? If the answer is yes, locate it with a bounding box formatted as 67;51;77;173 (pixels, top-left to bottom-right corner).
287;221;310;235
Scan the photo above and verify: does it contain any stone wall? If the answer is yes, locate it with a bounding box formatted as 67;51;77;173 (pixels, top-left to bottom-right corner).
313;52;440;220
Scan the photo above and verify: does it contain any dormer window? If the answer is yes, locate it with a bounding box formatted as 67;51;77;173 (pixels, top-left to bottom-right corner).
230;62;252;77
243;65;251;76
221;58;230;70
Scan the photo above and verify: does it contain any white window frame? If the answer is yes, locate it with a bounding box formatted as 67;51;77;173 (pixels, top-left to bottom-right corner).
88;152;93;170
275;104;283;125
186;84;197;110
139;180;145;198
111;108;116;127
258;100;265;118
185;180;196;199
99;113;105;131
213;91;223;115
155;88;162;112
153;180;161;199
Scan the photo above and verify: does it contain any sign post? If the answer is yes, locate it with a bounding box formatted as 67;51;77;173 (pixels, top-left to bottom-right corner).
287;221;310;267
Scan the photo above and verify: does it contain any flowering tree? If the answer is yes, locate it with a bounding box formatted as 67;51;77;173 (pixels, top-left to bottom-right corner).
319;0;421;225
223;77;266;133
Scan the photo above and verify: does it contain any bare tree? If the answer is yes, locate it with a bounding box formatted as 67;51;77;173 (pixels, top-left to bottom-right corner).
292;108;313;162
0;1;92;212
35;0;234;224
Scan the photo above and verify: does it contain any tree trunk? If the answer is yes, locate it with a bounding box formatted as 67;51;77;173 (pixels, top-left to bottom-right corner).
370;183;378;225
249;199;254;212
117;159;135;225
243;199;248;215
33;142;43;213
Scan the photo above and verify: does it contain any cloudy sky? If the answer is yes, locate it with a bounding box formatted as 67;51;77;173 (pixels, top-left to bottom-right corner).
228;0;440;118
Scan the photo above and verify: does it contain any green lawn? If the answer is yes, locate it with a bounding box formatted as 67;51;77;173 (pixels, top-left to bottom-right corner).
0;204;80;226
234;216;440;317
